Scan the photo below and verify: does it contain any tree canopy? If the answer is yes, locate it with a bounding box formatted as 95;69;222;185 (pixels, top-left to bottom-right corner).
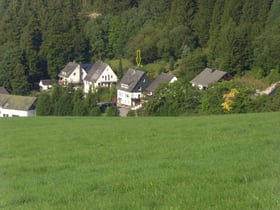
0;0;279;95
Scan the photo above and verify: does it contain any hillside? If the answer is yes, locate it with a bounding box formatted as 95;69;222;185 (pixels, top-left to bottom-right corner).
1;113;280;209
0;0;280;95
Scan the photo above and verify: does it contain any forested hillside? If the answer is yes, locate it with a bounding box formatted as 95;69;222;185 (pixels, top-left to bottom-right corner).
0;0;279;95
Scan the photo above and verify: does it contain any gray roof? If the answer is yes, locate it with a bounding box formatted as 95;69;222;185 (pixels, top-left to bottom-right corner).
58;62;79;77
81;64;93;73
190;68;228;88
40;80;55;86
117;68;147;92
0;94;36;111
146;73;176;92
0;86;9;95
84;61;108;82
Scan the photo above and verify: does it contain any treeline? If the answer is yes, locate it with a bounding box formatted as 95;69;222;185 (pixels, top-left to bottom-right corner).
0;0;280;95
134;80;280;116
36;84;119;116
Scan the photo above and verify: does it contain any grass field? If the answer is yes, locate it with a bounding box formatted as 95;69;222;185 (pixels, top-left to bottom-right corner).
0;113;280;209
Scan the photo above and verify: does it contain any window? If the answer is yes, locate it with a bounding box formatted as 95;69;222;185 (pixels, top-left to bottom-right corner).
143;79;146;83
138;86;142;91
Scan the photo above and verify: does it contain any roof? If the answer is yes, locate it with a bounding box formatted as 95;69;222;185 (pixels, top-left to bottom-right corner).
81;63;93;73
190;68;228;88
146;73;176;92
58;62;79;77
0;86;9;95
0;94;37;111
117;68;146;92
40;80;55;86
84;61;109;82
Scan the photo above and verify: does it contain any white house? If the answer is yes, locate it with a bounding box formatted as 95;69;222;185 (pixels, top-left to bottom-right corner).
117;68;150;109
0;94;36;117
58;61;92;85
39;80;55;91
83;61;118;93
146;72;177;96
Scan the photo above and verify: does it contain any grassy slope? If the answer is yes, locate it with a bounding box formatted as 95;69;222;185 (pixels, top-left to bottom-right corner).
0;113;279;209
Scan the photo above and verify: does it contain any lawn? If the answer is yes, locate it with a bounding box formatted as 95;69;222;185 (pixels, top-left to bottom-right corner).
0;113;279;209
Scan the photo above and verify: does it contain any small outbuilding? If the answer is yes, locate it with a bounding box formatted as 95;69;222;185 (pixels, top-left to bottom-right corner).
39;80;55;91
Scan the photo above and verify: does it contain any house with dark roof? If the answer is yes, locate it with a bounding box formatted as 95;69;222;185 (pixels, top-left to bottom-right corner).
146;73;177;96
58;61;92;85
0;86;9;95
83;61;118;93
117;68;150;109
39;80;55;91
0;94;36;117
190;68;231;90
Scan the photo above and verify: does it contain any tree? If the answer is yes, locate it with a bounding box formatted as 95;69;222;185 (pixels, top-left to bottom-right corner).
104;106;119;116
36;92;52;115
11;63;30;95
117;58;124;79
0;42;21;91
72;88;87;116
54;93;73;116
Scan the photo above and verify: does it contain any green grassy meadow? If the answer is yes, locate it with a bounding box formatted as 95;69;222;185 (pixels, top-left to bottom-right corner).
0;113;280;209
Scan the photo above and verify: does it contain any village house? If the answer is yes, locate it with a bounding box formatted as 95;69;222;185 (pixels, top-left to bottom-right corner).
117;68;151;109
58;61;92;85
190;68;231;90
0;94;36;117
83;61;118;93
146;72;177;96
39;80;55;91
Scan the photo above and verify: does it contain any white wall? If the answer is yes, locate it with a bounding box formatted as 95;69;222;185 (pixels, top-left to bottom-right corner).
84;66;118;93
0;108;36;117
67;66;81;83
95;66;118;87
117;90;142;107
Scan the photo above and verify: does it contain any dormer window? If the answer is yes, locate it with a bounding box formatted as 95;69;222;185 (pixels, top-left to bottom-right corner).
121;83;128;89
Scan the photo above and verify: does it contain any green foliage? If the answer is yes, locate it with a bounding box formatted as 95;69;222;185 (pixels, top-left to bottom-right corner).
104;106;119;116
54;93;73;116
0;0;280;102
180;48;207;81
144;80;201;116
11;63;30;95
36;92;52;116
89;106;102;116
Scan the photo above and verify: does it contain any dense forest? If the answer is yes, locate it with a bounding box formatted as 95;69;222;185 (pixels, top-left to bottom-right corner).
0;0;280;96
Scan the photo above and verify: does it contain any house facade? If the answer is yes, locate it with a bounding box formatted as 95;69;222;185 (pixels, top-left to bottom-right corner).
0;94;36;117
83;61;118;93
58;61;92;85
190;68;231;90
117;68;150;108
